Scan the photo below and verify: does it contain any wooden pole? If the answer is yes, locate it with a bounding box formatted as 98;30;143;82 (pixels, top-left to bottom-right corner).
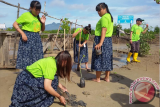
13;3;20;62
17;3;20;19
64;29;65;51
69;22;72;49
77;25;83;70
73;20;77;58
44;1;46;13
51;18;63;51
75;19;77;31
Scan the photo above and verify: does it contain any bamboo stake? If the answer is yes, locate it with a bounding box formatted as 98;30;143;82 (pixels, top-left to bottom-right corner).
73;20;77;59
51;18;63;51
77;25;83;70
69;22;72;49
64;29;65;51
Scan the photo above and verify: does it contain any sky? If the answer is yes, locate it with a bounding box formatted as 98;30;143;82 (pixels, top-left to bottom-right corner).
0;0;160;30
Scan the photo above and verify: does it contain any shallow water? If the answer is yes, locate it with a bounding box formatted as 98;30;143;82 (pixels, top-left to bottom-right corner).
72;52;132;70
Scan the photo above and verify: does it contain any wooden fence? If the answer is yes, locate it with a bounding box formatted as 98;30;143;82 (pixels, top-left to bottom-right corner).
0;31;74;68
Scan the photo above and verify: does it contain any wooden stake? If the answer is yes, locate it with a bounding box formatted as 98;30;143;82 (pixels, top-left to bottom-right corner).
69;22;72;49
73;20;77;58
44;1;46;13
77;25;83;70
51;18;63;51
64;29;65;51
17;3;20;19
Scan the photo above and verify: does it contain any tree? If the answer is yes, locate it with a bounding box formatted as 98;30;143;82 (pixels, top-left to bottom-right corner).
154;26;160;34
61;18;70;34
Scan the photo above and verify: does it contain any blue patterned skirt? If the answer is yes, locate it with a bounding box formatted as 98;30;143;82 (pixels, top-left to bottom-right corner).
16;31;43;70
91;36;113;71
10;70;59;107
74;39;88;63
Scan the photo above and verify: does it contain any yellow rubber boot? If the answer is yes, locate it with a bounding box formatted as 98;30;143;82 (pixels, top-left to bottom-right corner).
133;53;140;62
126;52;132;62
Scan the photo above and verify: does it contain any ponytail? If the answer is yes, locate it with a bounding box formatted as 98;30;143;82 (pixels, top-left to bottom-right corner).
84;24;91;34
104;3;113;22
37;15;42;24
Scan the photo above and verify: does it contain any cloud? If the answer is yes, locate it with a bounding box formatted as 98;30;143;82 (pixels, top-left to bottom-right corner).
123;6;151;14
153;13;160;16
68;4;86;10
50;0;65;7
65;13;71;17
0;14;8;18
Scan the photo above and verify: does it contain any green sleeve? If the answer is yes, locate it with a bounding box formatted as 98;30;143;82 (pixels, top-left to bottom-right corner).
85;34;89;40
74;28;80;33
43;60;57;80
101;17;108;28
16;12;27;24
131;25;134;32
74;28;81;40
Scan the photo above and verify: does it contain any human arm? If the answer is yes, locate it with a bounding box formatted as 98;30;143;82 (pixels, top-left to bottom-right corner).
58;83;68;92
130;31;133;44
41;15;46;31
95;27;107;50
44;79;66;105
72;29;82;38
13;21;27;41
79;40;87;47
142;24;148;34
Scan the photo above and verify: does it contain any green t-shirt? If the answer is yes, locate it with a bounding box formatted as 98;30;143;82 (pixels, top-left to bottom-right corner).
26;57;57;80
16;12;41;32
131;24;144;41
95;13;113;37
75;28;89;41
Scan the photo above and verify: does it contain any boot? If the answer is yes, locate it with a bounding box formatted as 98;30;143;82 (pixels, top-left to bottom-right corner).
126;52;132;62
133;53;140;62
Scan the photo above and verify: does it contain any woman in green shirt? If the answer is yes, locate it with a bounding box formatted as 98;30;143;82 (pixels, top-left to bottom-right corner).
91;3;113;82
72;24;91;72
10;51;72;107
13;1;46;70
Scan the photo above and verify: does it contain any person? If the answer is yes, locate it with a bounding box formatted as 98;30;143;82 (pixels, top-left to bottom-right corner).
116;26;120;38
126;18;148;63
13;1;46;70
10;51;72;107
72;24;91;72
91;3;113;82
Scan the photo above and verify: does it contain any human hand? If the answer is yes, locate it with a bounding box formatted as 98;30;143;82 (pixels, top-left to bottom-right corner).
95;43;102;50
22;33;28;41
79;44;83;47
58;96;66;105
78;29;82;33
146;24;149;28
61;85;68;92
130;40;132;44
41;15;46;24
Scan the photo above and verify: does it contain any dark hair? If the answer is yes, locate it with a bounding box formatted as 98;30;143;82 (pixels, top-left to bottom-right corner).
84;24;91;34
55;51;72;81
96;3;113;22
30;1;42;24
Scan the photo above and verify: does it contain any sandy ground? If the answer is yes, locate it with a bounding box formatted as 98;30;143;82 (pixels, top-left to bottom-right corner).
0;37;159;107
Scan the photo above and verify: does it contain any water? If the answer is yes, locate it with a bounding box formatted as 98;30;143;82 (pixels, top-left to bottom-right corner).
72;52;131;70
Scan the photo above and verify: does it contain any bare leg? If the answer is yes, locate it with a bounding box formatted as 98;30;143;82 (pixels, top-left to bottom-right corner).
104;71;110;82
85;62;89;69
92;71;101;82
